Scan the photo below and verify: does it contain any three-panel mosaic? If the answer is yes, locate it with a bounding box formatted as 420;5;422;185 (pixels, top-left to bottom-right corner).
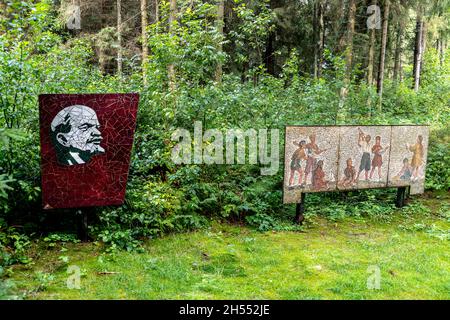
283;125;429;204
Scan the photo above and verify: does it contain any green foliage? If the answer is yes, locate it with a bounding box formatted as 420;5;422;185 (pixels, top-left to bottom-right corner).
0;225;32;267
230;0;275;71
426;130;450;191
147;0;225;88
43;233;80;249
0;275;21;300
401;201;431;216
399;223;450;241
304;190;400;222
0;174;14;201
93;179;208;251
438;203;450;222
245;213;276;231
0;0;449;256
33;271;55;292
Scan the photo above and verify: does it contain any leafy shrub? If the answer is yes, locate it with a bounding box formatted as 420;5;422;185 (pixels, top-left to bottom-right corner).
43;233;80;249
0;226;32;267
93;179;208;251
426;129;450;191
245;213;276;231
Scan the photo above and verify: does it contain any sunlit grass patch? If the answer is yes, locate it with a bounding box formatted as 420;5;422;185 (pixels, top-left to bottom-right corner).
5;194;450;300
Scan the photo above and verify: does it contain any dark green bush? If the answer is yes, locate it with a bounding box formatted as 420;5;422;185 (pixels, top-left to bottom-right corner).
426;129;450;191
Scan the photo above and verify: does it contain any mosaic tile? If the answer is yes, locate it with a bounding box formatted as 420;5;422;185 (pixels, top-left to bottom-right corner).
39;93;139;209
283;125;429;203
337;126;391;190
388;126;429;195
283;126;340;203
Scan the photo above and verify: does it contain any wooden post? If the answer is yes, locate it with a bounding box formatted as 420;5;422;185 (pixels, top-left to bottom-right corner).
294;193;306;225
76;209;89;242
395;187;406;208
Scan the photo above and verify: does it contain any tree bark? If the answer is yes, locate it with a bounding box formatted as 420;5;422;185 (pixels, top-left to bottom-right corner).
265;31;275;75
338;0;356;122
141;0;149;85
393;20;403;83
367;0;377;86
313;0;324;79
215;0;225;82
154;0;159;23
345;0;356;82
420;20;427;86
117;0;123;78
413;9;423;92
376;0;389;110
168;0;177;91
336;0;346;52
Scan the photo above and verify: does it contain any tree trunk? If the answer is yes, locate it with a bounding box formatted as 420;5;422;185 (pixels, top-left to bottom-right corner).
345;0;356;82
265;0;275;77
399;55;403;82
393;21;402;83
141;0;149;85
336;0;346;52
367;8;376;85
420;20;427;87
154;0;159;23
313;0;324;79
168;0;177;91
265;31;275;75
215;0;225;82
413;9;423;92
376;0;389;110
117;0;122;78
338;0;356;122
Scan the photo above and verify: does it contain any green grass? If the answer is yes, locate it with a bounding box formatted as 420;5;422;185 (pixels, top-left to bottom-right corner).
4;193;450;300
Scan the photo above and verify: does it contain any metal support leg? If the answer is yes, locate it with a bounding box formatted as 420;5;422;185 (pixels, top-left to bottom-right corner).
294;193;306;225
395;187;406;208
76;209;89;242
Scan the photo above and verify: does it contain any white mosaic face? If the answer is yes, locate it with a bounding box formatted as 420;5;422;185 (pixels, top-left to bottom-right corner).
51;105;105;165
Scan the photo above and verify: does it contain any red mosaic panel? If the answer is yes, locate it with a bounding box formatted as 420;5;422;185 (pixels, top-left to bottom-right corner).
39;93;139;209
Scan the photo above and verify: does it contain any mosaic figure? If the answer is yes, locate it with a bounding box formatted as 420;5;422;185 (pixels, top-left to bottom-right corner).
356;128;372;181
339;158;356;187
303;134;328;186
369;136;390;181
289;140;307;186
393;158;413;181
312;160;327;190
407;135;424;182
387;126;428;194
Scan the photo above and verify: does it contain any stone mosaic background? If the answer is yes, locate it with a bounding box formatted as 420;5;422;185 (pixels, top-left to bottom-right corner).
388;126;429;195
283;126;340;203
39;93;139;209
337;126;391;190
283;125;428;204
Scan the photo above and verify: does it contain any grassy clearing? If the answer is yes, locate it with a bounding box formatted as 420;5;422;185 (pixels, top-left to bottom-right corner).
4;193;450;300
